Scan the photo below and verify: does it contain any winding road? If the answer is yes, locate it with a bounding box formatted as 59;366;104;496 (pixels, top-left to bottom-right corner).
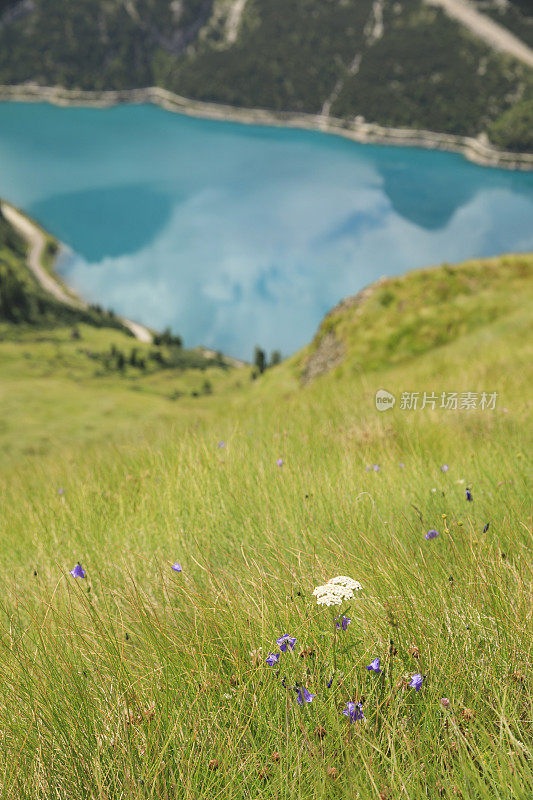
426;0;533;69
1;202;153;343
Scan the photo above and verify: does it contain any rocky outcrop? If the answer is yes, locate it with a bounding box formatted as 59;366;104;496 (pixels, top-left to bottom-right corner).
300;332;345;385
300;279;387;384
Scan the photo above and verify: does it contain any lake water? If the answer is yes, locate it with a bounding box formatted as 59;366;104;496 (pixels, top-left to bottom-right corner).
1;101;532;358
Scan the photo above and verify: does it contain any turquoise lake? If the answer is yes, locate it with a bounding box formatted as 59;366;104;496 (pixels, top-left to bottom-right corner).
1;101;533;358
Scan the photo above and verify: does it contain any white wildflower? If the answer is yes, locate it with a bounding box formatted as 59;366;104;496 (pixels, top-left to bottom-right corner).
326;576;363;592
312;576;363;606
313;584;352;600
315;590;344;606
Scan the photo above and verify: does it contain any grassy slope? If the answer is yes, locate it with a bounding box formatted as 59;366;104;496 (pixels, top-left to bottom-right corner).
0;210;243;464
0;253;531;798
0;323;244;464
0;206;128;330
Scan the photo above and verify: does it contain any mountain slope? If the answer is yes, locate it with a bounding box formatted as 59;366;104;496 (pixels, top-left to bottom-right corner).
294;253;533;382
0;248;532;798
1;0;532;150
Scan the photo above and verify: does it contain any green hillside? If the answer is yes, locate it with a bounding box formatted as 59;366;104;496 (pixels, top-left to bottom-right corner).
0;208;242;464
0;205;129;330
0;220;532;796
1;0;532;150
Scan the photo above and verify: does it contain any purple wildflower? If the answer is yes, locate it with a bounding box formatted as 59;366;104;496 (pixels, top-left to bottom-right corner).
276;458;284;467
295;687;315;706
366;658;382;674
408;673;424;691
326;677;334;689
57;488;65;495
373;464;380;472
217;441;225;449
441;464;449;472
399;462;405;469
466;488;473;501
343;702;364;723
277;634;297;652
265;652;280;666
171;562;182;572
365;465;371;472
425;529;439;540
483;523;489;533
69;563;86;579
336;615;351;631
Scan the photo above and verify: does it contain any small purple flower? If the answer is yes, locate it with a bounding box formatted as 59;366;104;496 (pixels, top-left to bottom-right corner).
425;529;439;540
336;615;351;631
365;465;371;472
57;488;65;495
171;562;182;572
276;458;284;467
373;464;380;472
343;702;364;722
326;677;334;689
366;658;382;674
466;488;473;501
408;673;424;691
69;563;86;579
399;462;405;469
295;687;315;706
265;652;280;666
217;441;225;449
483;523;489;533
441;464;449;472
277;634;297;651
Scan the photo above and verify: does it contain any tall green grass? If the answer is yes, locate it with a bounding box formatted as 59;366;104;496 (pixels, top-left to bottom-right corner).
0;260;531;799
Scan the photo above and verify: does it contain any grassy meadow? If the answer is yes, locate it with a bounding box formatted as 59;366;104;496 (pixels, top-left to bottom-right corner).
0;252;532;798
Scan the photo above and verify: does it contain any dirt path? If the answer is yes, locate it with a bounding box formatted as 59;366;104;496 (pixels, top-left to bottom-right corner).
426;0;533;68
226;0;248;45
1;202;153;343
2;202;76;305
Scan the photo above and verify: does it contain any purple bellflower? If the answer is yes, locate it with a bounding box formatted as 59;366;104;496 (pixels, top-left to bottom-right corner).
366;658;382;674
343;702;364;722
69;563;86;579
425;529;439;540
295;687;315;706
336;615;351;631
265;653;280;666
277;634;297;652
408;673;425;691
171;562;182;572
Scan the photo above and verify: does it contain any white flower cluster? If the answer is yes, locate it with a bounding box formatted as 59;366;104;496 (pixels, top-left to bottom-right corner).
312;576;363;606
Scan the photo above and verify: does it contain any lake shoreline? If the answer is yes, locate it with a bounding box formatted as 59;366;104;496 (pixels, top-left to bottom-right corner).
1;83;532;172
